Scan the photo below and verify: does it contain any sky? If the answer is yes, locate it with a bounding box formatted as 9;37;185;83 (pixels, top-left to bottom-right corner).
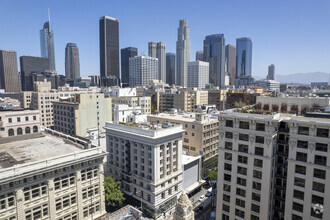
0;0;330;78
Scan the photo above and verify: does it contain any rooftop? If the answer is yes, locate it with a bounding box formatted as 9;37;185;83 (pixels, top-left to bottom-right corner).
182;153;201;165
149;112;218;123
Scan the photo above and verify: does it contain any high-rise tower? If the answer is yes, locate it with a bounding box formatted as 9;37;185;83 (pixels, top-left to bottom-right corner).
0;50;20;92
166;53;175;85
148;42;166;83
236;37;252;78
40;11;56;71
267;64;275;80
203;34;225;88
65;43;80;80
99;16;120;87
176;19;191;87
121;47;138;87
225;44;236;85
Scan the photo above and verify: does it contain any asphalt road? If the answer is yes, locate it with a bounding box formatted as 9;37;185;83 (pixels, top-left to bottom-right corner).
190;188;208;208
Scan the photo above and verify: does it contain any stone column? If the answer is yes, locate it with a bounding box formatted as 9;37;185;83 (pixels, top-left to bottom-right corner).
76;170;83;219
99;164;106;215
48;178;56;219
15;188;25;220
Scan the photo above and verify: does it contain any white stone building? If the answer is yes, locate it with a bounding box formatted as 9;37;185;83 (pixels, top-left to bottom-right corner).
105;122;184;218
113;104;147;124
129;56;158;87
187;61;209;89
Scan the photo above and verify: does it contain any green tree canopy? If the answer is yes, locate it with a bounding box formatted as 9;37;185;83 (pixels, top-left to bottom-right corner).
104;176;125;206
208;170;218;181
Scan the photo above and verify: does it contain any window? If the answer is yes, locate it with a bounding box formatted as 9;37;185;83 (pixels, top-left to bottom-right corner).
314;168;326;179
224;174;231;182
223;194;230;202
225;142;232;150
223;184;231;192
316;143;328;152
293;202;303;213
255;136;264;144
251;204;260;213
251;215;259;220
8;118;12;123
314;155;327;166
293;190;304;200
25;116;29;121
253;181;261;190
256;123;265;131
235;209;245;218
161;193;165;199
296;152;307;162
225;132;233;139
224;163;232;171
183;138;189;143
223;204;230;212
292;214;303;220
317;128;329;138
237;166;247;175
237;177;246;186
253;170;262;179
254;159;263;168
294;177;305;188
295;165;306;175
239;133;249;141
252;193;260;202
8;129;14;136
236;188;246;197
297;140;308;149
311;195;324;219
33;116;36;120
224;152;232;161
238;155;248;164
17;117;21;122
313;182;325;193
226;120;233;127
236;198;245;208
298;126;309;135
255;147;264;156
239;121;249;129
238;144;248;153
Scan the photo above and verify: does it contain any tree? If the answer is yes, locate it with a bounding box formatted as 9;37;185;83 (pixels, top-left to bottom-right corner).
208;170;218;181
104;176;125;206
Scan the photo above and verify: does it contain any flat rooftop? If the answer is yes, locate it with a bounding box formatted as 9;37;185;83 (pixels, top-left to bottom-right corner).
149;112;218;123
0;134;83;169
182;153;201;165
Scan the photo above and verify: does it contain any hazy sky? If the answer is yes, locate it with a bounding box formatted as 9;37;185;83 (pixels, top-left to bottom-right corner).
1;0;329;78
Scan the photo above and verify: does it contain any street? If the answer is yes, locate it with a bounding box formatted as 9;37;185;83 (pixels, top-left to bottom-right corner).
190;188;208;208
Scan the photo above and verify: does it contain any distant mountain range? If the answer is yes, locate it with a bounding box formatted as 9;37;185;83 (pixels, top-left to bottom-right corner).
255;72;330;85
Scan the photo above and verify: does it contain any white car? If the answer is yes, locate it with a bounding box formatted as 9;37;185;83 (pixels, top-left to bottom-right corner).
199;195;205;202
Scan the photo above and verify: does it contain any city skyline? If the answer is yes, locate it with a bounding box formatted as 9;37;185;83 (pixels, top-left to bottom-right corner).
0;0;330;78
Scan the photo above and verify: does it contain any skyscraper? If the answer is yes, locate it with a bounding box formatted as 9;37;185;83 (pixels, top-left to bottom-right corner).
121;47;138;87
267;64;275;80
65;43;80;80
148;42;166;83
187;61;209;89
40;18;56;71
225;44;236;85
196;51;204;61
236;37;252;78
176;19;191;87
203;34;225;88
129;56;158;87
99;16;120;87
166;53;175;85
20;56;50;91
0;50;20;92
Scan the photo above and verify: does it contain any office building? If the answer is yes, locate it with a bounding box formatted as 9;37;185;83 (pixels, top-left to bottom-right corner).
226;90;259;109
0;50;20;92
129;56;158;87
203;34;226;88
196;50;204;61
0;109;40;138
166;53;176;85
111;96;151;115
121;47;138;87
0;133;107;220
267;64;275;80
176;19;191;87
53;93;112;137
99;16;120;86
105;122;184;218
187;61;209;89
113;104;147;124
65;43;80;80
89;75;100;86
216;112;330;220
40;20;56;71
149;42;166;83
148;112;219;177
225;44;236;85
236;37;252;78
208;89;228;111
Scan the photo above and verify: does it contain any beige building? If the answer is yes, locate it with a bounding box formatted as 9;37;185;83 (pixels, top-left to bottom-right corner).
0;133;107;220
19;91;32;109
208;89;227;110
0;109;40;138
148;112;219;176
53;93;112;137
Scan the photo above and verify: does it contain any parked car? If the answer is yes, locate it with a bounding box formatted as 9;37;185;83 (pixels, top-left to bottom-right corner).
205;192;212;197
199;195;205;202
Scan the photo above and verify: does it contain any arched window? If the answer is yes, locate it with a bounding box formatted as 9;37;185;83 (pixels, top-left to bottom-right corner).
25;127;31;134
33;126;38;133
17;128;23;135
8;129;14;136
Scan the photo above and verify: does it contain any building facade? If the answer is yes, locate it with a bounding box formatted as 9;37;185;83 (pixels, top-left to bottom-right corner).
195;51;204;61
105;122;184;218
121;47;138;87
166;53;176;85
0;50;20;92
187;61;209;89
99;16;120;87
149;42;166;83
176;19;191;87
203;34;226;88
225;44;236;86
65;43;80;80
129;56;158;87
40;21;56;71
267;64;275;80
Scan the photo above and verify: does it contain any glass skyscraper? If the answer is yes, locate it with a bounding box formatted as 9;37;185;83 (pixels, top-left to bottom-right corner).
121;47;137;87
65;43;80;80
203;34;225;88
40;21;56;71
176;19;190;87
236;37;252;78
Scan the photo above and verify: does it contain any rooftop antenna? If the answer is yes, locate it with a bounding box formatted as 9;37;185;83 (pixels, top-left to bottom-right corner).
48;7;51;30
